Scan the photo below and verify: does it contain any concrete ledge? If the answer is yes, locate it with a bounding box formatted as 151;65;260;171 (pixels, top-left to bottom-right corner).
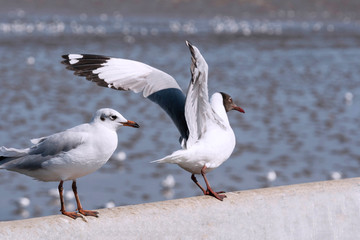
1;178;360;239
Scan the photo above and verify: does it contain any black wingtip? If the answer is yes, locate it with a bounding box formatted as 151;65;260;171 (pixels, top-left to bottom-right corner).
62;54;70;60
61;59;70;65
186;40;194;50
186;40;197;60
186;40;194;47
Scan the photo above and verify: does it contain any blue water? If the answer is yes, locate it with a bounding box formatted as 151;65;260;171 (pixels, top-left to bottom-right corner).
0;1;360;221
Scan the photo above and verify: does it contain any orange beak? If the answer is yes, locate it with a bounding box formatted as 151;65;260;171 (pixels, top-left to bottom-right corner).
122;120;140;128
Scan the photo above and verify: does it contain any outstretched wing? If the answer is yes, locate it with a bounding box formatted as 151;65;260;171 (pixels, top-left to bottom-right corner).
62;54;189;141
62;54;180;97
184;41;224;149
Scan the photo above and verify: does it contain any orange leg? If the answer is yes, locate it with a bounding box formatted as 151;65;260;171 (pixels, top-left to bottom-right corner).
72;180;99;217
191;166;227;201
58;181;81;219
191;174;207;195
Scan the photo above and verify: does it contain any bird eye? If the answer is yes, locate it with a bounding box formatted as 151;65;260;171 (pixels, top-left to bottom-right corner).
109;115;117;121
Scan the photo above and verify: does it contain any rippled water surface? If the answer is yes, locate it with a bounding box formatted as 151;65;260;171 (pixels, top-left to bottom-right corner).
0;0;360;221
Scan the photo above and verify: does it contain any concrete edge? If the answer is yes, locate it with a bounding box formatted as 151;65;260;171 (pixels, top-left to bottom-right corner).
1;178;360;239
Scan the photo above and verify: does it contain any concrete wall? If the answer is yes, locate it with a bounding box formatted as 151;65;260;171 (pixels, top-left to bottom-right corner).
1;178;360;240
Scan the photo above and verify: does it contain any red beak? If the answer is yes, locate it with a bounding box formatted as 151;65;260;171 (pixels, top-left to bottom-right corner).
233;106;245;113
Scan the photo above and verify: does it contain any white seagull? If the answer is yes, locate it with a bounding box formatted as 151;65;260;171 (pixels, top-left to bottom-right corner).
0;108;139;219
62;41;244;201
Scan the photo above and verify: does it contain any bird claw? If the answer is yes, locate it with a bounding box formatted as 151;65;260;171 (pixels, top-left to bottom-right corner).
205;189;227;201
61;211;82;219
214;193;227;201
78;209;99;217
215;191;226;194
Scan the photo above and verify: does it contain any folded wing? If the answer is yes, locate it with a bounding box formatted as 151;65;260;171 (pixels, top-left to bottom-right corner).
0;128;86;170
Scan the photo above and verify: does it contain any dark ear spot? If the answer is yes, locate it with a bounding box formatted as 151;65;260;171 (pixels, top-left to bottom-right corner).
100;114;106;121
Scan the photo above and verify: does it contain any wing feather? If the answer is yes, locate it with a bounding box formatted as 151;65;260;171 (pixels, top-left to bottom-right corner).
184;41;224;149
62;53;189;140
0;125;87;171
62;54;180;97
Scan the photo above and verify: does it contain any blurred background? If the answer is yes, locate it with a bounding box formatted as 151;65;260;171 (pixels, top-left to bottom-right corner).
0;0;359;221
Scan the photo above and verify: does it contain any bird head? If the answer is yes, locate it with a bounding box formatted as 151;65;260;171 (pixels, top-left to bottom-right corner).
93;108;140;130
220;92;245;113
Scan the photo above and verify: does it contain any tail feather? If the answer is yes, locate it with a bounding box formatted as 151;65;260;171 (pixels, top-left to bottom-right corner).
0;146;28;158
0;147;29;168
151;150;184;164
151;157;170;164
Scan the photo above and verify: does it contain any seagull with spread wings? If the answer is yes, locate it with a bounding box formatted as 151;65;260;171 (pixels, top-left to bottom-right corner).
62;41;244;200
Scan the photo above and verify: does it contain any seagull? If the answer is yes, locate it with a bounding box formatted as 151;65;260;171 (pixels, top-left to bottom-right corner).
62;41;244;201
0;108;139;219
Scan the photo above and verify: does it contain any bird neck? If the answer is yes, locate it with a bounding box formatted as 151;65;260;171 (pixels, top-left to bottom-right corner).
210;95;230;127
93;121;118;132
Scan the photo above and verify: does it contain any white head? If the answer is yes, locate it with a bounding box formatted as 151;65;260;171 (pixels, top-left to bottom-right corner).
92;108;140;131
